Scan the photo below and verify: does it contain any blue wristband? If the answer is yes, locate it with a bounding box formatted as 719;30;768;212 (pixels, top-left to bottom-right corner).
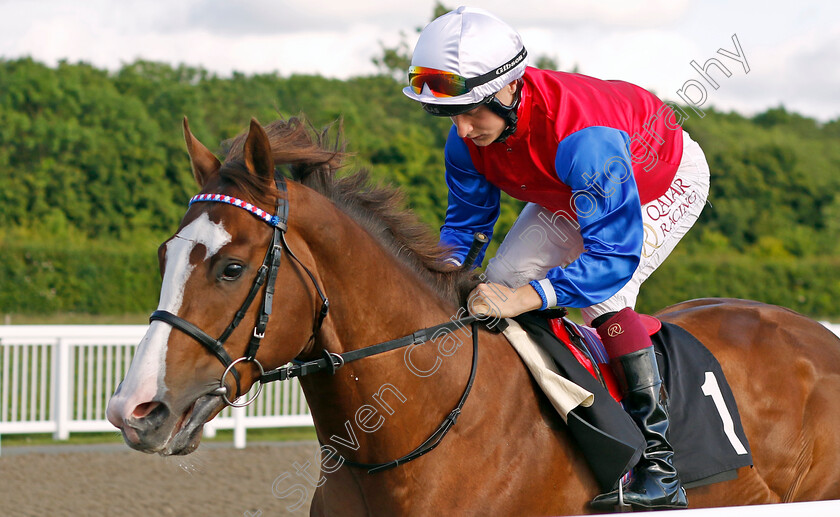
529;280;549;311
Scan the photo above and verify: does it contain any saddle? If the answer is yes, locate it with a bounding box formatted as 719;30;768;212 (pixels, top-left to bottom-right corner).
501;311;754;492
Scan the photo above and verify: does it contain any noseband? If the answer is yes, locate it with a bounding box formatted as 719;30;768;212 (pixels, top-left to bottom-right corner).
150;174;329;406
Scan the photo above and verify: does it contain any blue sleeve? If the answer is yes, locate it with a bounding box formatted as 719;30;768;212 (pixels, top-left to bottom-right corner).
439;125;500;265
528;126;644;309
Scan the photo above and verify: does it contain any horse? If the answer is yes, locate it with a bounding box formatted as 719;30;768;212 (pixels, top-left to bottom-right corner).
106;117;840;515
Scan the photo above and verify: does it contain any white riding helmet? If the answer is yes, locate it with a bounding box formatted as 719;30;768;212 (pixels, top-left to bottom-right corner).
403;6;528;112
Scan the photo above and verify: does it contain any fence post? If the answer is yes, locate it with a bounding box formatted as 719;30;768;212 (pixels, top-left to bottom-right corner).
54;338;70;440
233;405;246;449
204;420;217;438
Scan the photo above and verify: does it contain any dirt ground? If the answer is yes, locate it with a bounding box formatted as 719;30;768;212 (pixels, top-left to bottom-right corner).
0;441;321;516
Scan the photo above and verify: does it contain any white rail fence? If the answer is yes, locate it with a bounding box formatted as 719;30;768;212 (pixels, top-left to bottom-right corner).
2;323;839;455
0;325;312;453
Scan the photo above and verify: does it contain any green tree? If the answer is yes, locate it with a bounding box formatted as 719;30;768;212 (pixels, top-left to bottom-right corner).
1;56;839;317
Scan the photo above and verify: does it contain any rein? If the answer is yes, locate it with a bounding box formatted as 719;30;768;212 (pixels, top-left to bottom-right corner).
149;172;482;474
271;316;480;474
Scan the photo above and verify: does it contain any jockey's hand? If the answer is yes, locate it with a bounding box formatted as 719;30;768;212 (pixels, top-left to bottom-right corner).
468;282;544;319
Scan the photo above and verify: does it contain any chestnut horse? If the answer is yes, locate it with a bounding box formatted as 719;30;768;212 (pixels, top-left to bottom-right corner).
107;117;840;515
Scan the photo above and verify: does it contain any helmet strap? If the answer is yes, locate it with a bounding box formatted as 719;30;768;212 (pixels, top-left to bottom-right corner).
487;80;523;143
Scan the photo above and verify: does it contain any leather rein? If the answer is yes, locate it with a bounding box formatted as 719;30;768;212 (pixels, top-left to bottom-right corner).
149;173;480;473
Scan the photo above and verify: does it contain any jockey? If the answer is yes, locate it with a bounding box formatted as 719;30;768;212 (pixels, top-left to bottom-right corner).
403;6;711;510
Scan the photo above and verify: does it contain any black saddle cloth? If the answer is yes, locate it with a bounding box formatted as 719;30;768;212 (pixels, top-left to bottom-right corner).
652;320;753;488
511;312;753;491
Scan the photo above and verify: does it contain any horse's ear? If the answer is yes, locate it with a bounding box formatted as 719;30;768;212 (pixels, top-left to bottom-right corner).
183;117;221;187
243;118;275;183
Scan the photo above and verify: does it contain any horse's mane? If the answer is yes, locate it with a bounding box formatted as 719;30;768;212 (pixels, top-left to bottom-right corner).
219;117;479;307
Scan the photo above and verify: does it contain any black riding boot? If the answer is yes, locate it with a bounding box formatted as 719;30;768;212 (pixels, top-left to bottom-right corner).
590;347;688;510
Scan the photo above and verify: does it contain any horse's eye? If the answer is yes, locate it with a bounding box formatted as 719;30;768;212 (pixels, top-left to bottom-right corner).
221;263;244;280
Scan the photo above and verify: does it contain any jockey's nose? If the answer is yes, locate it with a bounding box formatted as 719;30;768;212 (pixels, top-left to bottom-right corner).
452;115;473;139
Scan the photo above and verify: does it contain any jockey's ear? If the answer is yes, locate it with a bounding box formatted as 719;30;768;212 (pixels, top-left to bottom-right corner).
183;117;221;187
495;80;519;105
242;118;275;184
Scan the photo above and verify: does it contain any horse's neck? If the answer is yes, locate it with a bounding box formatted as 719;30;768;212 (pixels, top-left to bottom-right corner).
297;195;476;460
301;189;458;354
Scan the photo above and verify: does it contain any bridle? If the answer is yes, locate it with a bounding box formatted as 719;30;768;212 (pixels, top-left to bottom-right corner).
150;171;481;473
150;174;329;406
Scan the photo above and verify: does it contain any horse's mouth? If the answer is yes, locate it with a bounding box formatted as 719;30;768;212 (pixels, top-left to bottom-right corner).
159;393;225;456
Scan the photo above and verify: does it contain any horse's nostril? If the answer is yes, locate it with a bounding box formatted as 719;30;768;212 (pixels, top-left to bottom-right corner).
131;401;171;431
132;401;160;419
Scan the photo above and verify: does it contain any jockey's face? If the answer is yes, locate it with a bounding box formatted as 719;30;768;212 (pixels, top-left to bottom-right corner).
450;82;517;147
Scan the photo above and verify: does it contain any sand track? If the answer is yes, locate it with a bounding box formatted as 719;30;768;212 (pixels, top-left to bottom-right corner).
0;442;320;516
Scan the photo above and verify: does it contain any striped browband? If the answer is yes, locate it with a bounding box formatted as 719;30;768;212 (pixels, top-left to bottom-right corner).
189;193;282;227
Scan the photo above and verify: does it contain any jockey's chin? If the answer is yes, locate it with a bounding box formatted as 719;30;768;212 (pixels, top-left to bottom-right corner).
469;134;498;147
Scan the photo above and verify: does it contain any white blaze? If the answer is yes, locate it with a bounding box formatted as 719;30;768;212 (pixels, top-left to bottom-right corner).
109;213;231;418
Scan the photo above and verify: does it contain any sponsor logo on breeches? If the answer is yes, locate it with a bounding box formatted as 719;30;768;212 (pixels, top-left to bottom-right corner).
642;178;700;258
